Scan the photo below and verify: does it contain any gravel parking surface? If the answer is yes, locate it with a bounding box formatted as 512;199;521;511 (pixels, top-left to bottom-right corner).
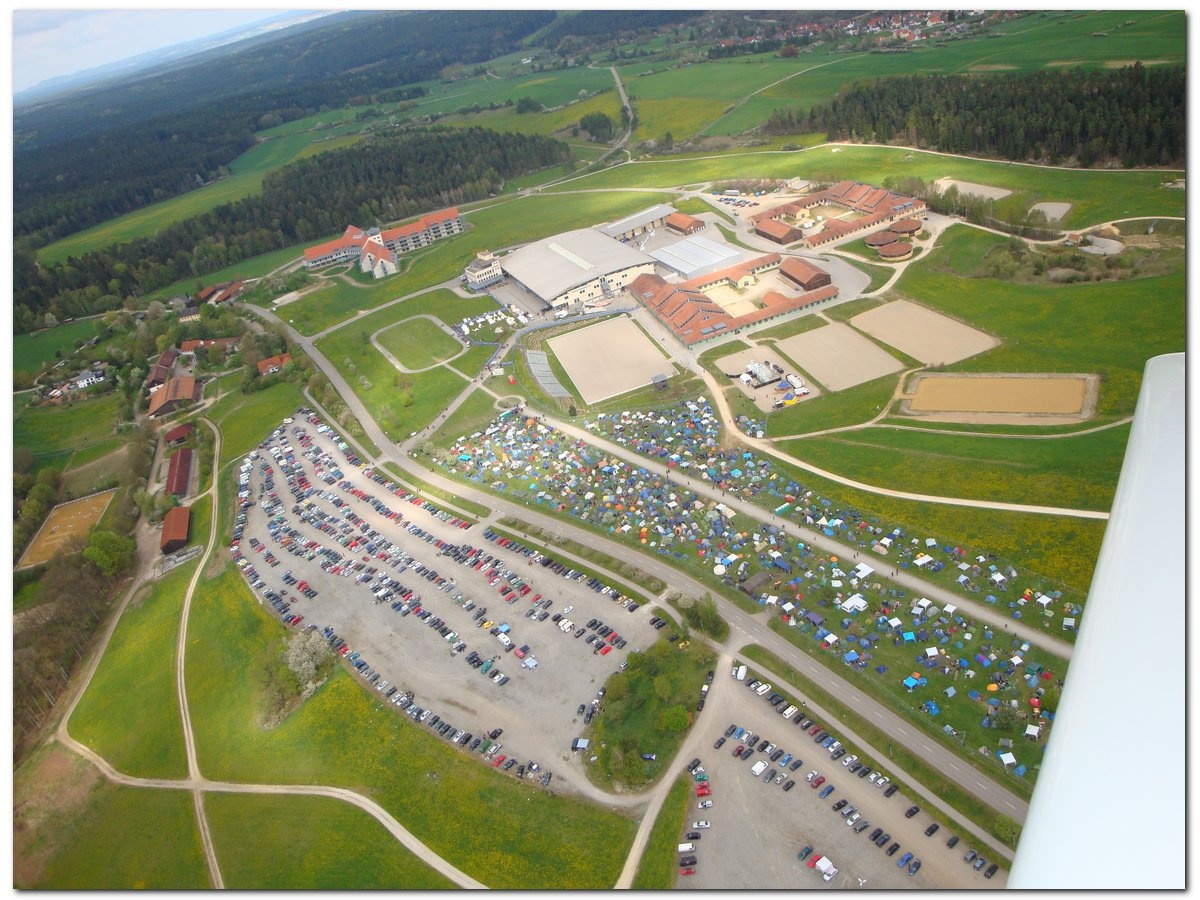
232;410;661;799
671;673;1005;889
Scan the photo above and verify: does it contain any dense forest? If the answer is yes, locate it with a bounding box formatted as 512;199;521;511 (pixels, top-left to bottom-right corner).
14;127;572;332
14;10;555;247
766;64;1185;168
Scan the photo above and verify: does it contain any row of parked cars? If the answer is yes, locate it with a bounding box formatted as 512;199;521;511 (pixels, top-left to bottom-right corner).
678;757;717;876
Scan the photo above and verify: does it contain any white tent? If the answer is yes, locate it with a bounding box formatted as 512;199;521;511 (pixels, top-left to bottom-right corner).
913;553;934;568
839;594;868;614
925;537;938;548
824;633;839;646
991;572;1007;584
999;751;1017;767
850;562;875;580
1036;595;1052;608
888;616;903;630
943;603;958;617
1025;724;1041;739
925;647;939;658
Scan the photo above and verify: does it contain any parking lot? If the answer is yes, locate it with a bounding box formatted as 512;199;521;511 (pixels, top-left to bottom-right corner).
230;408;662;797
670;672;1006;889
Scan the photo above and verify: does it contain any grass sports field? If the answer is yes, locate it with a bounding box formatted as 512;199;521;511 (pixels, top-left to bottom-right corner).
375;316;463;370
185;562;638;889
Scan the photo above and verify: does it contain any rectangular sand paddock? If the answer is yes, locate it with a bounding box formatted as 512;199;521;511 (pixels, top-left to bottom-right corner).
908;375;1087;414
548;316;672;405
775;322;904;392
851;299;998;366
18;489;116;569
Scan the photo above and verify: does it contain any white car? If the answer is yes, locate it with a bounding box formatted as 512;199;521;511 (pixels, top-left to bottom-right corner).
750;760;768;777
692;821;711;829
562;606;572;614
841;754;858;768
697;800;713;809
875;776;890;790
805;770;820;783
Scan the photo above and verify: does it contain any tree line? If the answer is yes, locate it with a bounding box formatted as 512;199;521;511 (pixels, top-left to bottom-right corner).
14;127;572;332
766;63;1185;168
14;10;555;247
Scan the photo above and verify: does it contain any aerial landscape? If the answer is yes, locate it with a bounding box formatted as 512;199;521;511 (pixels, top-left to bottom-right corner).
10;9;1186;890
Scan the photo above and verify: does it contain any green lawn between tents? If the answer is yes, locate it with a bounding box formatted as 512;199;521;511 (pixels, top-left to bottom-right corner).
204;793;455;889
185;562;637;889
35;782;209;889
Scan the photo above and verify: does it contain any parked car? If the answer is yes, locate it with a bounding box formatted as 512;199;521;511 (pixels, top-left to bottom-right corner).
905;805;920;818
946;835;960;849
818;784;835;799
908;858;922;876
832;799;847;812
810;775;825;789
984;863;999;879
805;770;819;782
875;832;891;848
713;736;726;749
697;800;713;809
797;846;813;862
679;867;695;876
897;852;913;868
869;828;883;842
886;843;900;857
884;784;899;798
973;857;987;871
692;821;711;829
925;823;940;837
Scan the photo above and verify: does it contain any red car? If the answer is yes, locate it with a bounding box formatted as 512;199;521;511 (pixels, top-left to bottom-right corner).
679;868;696;876
732;744;744;757
696;784;712;797
810;775;825;789
599;645;612;656
808;855;821;869
492;755;506;767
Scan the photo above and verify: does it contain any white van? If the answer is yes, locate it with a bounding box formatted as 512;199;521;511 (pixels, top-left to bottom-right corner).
755;682;771;696
736;665;747;681
677;842;695;853
751;760;768;777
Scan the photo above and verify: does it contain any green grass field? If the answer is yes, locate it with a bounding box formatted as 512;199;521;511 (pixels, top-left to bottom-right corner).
376;317;463;369
185;562;637;888
630;773;692;889
67;558;199;779
14;394;122;454
65;436;128;469
781;422;1130;511
210;381;305;467
13;319;101;376
428;389;506;450
147;244;308;305
35;783;209;889
204;793;455;889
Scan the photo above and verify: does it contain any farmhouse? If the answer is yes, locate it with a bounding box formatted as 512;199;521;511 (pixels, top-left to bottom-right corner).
196;280;245;305
303;208;463;274
180;337;239;356
500;228;656;309
148;376;200;418
160;505;191;554
257;353;292;376
145;348;179;390
165;448;194;499
753;181;926;249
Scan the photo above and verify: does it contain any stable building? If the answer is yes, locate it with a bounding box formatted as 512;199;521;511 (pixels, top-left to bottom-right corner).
877;240;914;261
779;257;833;292
664;211;706;235
164;422;195;446
165;448;193;499
160;506;191;554
597;204;675;242
754;217;805;245
145;348;179;391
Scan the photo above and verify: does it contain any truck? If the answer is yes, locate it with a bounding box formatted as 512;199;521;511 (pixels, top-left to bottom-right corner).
813;856;838;882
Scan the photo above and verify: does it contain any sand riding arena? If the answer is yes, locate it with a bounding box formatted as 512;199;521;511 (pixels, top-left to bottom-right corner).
899;373;1099;425
17;489;117;569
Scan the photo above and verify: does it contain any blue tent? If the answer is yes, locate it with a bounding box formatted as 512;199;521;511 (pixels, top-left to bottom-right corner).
902;675;919;691
903;631;916;643
875;665;888;674
1014;764;1027;777
944;686;957;698
843;649;860;663
987;697;1001;707
922;701;940;716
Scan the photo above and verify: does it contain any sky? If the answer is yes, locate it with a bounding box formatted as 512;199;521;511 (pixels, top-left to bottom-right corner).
10;8;315;95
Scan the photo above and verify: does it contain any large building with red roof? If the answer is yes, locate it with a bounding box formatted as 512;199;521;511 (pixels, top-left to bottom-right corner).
256;353;292;376
752;181;926;249
160;506;191;554
630;252;838;345
148;376;200;418
165;448;193;499
303;208;464;274
145;348;179;391
196;280;245;305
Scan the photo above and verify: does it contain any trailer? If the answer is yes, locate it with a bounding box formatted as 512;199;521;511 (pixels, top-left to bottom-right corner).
814;856;838;882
